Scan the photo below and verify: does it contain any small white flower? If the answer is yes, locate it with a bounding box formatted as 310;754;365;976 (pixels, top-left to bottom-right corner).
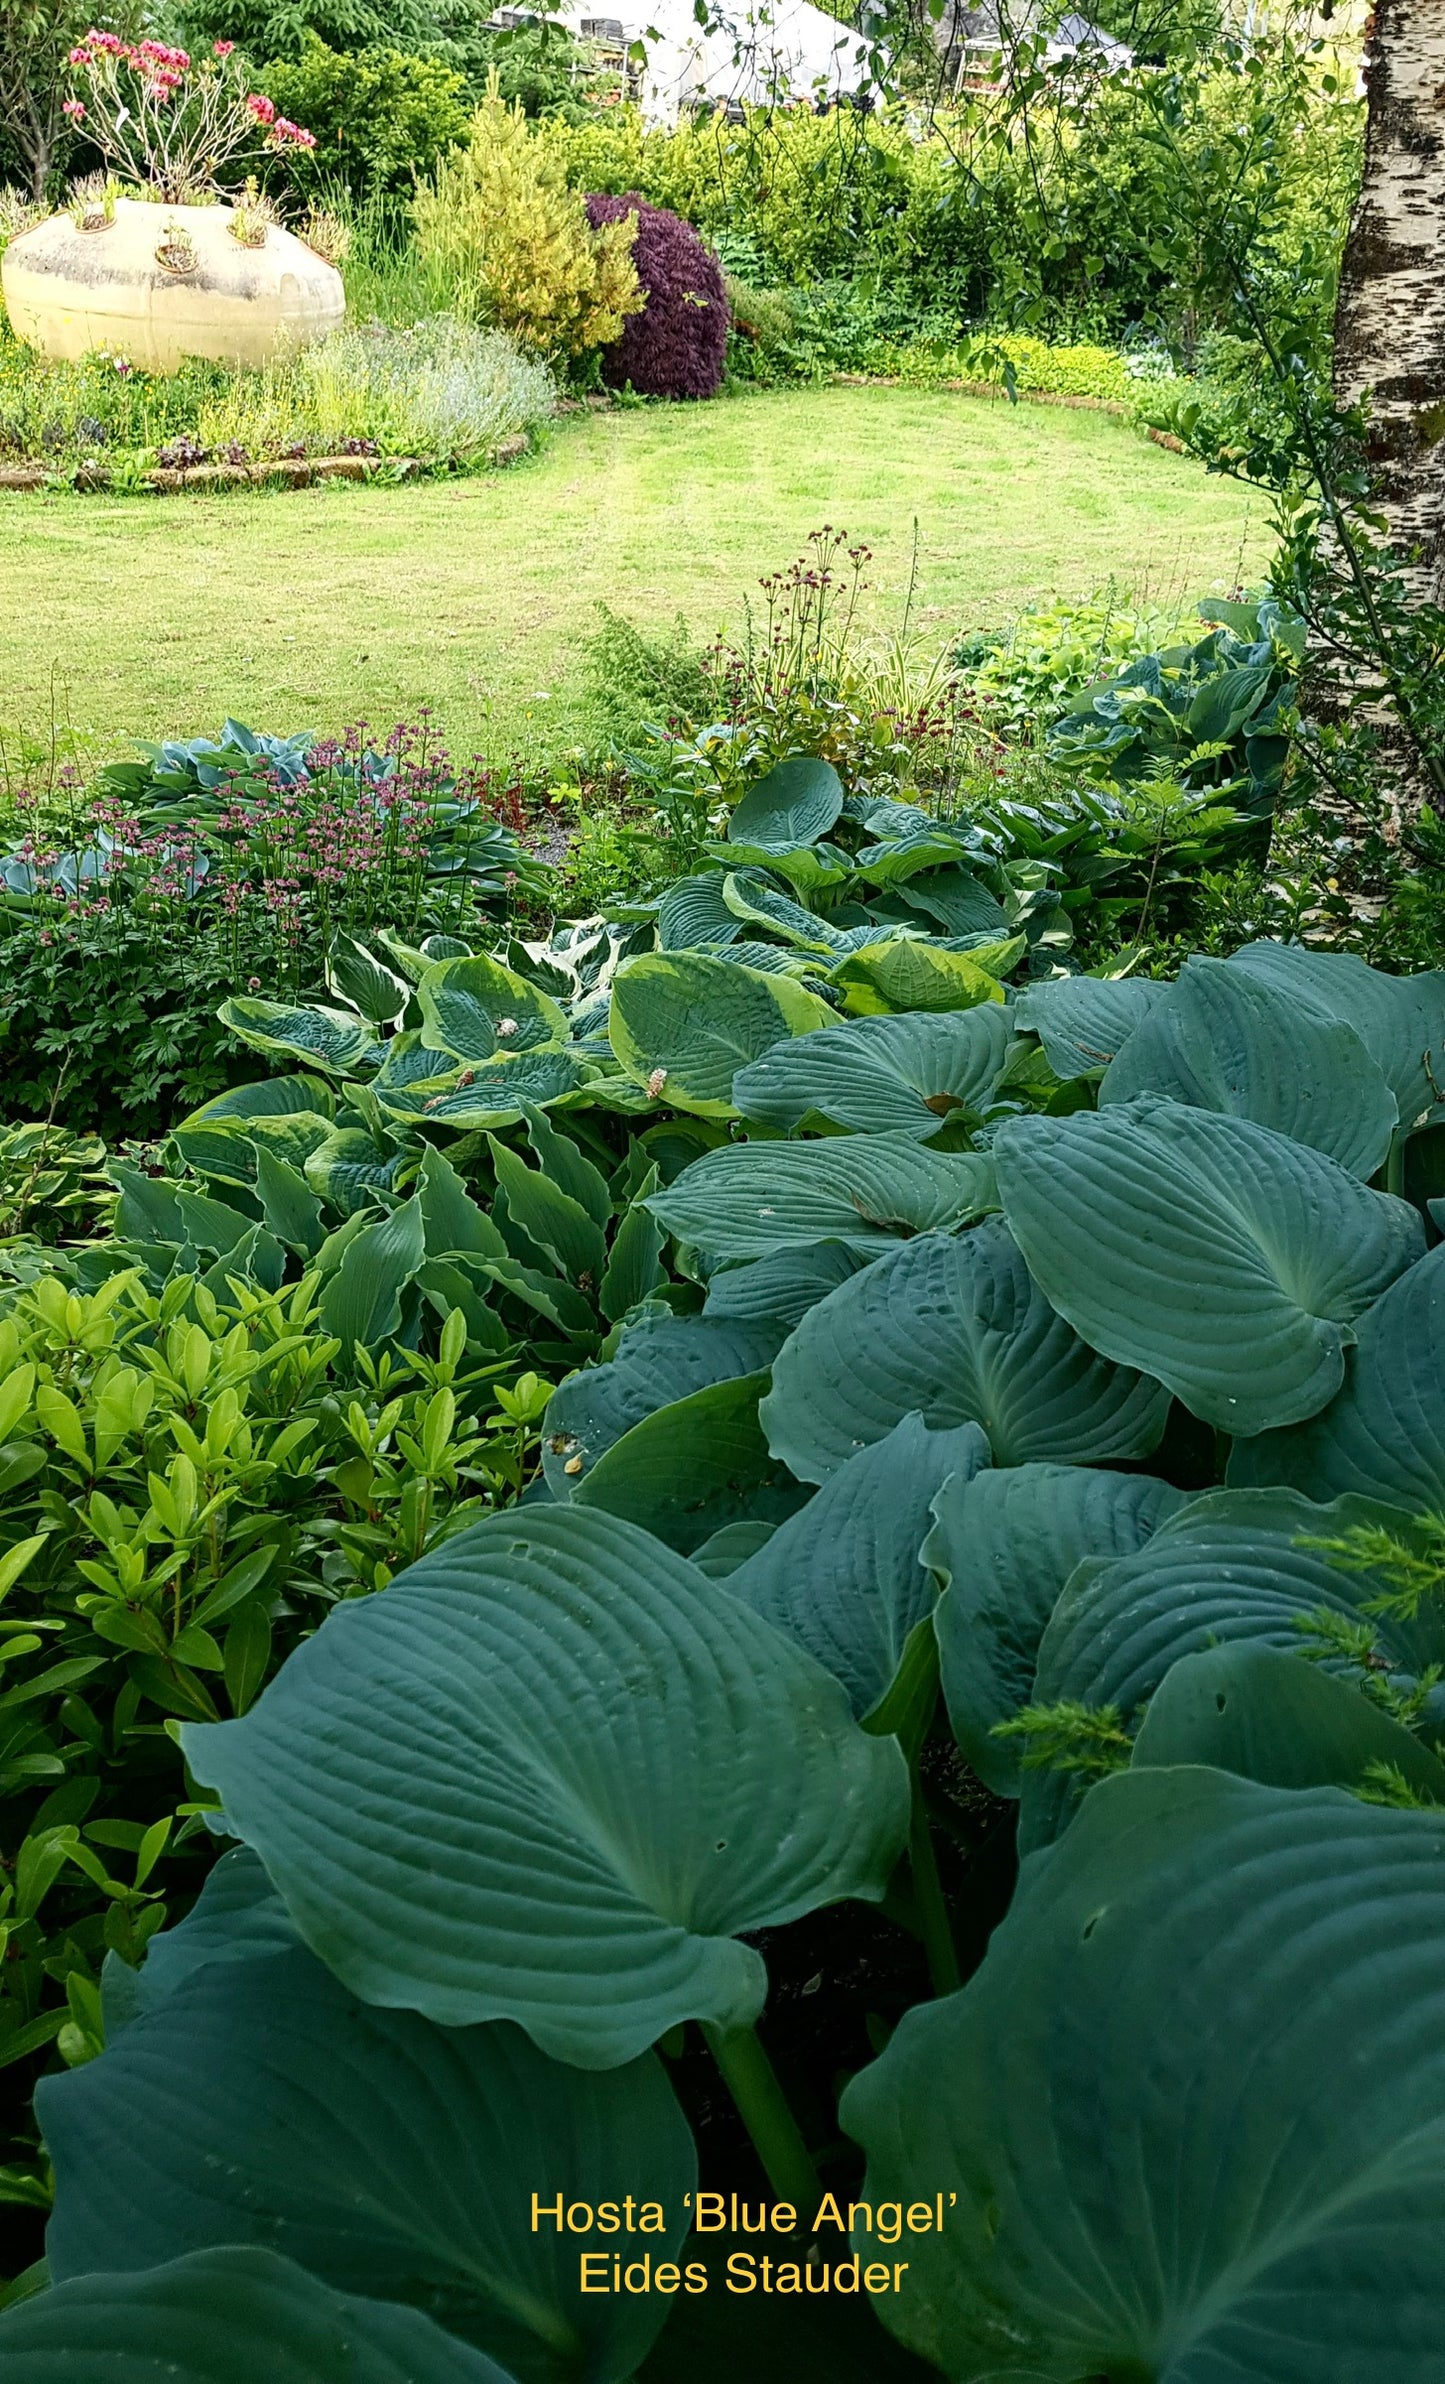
496;1016;518;1037
646;1067;667;1096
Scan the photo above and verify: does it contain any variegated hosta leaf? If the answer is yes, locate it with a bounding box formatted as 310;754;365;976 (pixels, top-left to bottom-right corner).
417;953;569;1062
829;940;1013;1016
608;952;835;1116
218;996;380;1076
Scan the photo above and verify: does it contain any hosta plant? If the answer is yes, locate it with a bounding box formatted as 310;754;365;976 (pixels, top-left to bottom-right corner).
9;930;1445;2374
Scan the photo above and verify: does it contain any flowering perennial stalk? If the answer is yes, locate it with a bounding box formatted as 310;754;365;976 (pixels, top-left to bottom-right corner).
64;34;315;205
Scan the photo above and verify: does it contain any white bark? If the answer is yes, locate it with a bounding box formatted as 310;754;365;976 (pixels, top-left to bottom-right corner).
1333;0;1445;600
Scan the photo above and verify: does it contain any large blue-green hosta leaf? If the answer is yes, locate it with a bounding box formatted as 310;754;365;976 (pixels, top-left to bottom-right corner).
843;1768;1445;2384
1012;974;1162;1078
1020;1487;1445;1849
761;1221;1170;1482
732;1008;1015;1140
648;1135;997;1262
542;1312;784;1496
702;1243;866;1327
568;1372;806;1553
1228;941;1445;1130
726;755;844;849
0;2247;511;2384
44;1902;693;2384
1100;955;1397;1177
928;1464;1186;1794
182;1508;908;2066
1129;1642;1445;1801
995;1099;1423;1434
1228;1243;1445;1505
727;1415;990;1720
608;953;835;1116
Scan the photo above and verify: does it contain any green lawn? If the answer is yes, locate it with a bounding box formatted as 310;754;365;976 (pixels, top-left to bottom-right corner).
1;384;1269;763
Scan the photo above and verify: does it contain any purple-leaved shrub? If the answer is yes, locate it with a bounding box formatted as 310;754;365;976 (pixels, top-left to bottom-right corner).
584;193;728;400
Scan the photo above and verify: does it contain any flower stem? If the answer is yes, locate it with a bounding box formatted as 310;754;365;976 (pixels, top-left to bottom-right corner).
701;2020;822;2216
910;1781;960;1998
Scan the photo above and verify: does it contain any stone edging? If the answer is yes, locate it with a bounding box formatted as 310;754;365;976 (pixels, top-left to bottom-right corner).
0;430;531;495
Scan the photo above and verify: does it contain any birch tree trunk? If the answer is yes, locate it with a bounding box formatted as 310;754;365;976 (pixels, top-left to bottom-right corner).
1332;0;1445;602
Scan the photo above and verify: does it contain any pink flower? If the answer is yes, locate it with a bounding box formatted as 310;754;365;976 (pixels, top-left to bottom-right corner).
213;38;235;55
62;96;86;118
246;91;276;125
68;45;91;63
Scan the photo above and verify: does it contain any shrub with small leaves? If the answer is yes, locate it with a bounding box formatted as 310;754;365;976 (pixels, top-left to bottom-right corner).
585;192;729;400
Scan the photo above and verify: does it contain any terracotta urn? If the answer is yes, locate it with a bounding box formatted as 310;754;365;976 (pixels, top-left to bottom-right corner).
0;196;345;374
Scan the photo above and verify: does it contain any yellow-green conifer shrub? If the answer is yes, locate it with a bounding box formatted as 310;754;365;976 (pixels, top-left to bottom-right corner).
413;80;642;357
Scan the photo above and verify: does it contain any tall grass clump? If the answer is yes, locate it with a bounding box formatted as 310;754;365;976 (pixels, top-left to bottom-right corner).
298;316;555;459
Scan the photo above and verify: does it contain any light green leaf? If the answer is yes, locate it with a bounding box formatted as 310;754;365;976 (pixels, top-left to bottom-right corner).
1228;1242;1445;1505
1012;974;1162;1078
0;2246;510;2384
995;1098;1423;1435
728;1415;989;1720
570;1372;805;1552
252;1149;324;1256
418;954;569;1062
726;756;844;850
1099;955;1397;1177
608;953;835;1117
733;1008;1015;1139
182;1508;910;2066
217;998;380;1077
762;1221;1170;1483
316;1197;425;1347
929;1464;1186;1794
45;1918;693;2384
649;1135;997;1261
830;940;1012;1016
842;1768;1445;2384
542;1311;783;1497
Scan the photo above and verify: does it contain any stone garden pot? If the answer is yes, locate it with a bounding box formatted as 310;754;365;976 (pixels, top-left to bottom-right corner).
1;196;345;375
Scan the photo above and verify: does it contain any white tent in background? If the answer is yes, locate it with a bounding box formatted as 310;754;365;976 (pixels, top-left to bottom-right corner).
550;0;876;124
